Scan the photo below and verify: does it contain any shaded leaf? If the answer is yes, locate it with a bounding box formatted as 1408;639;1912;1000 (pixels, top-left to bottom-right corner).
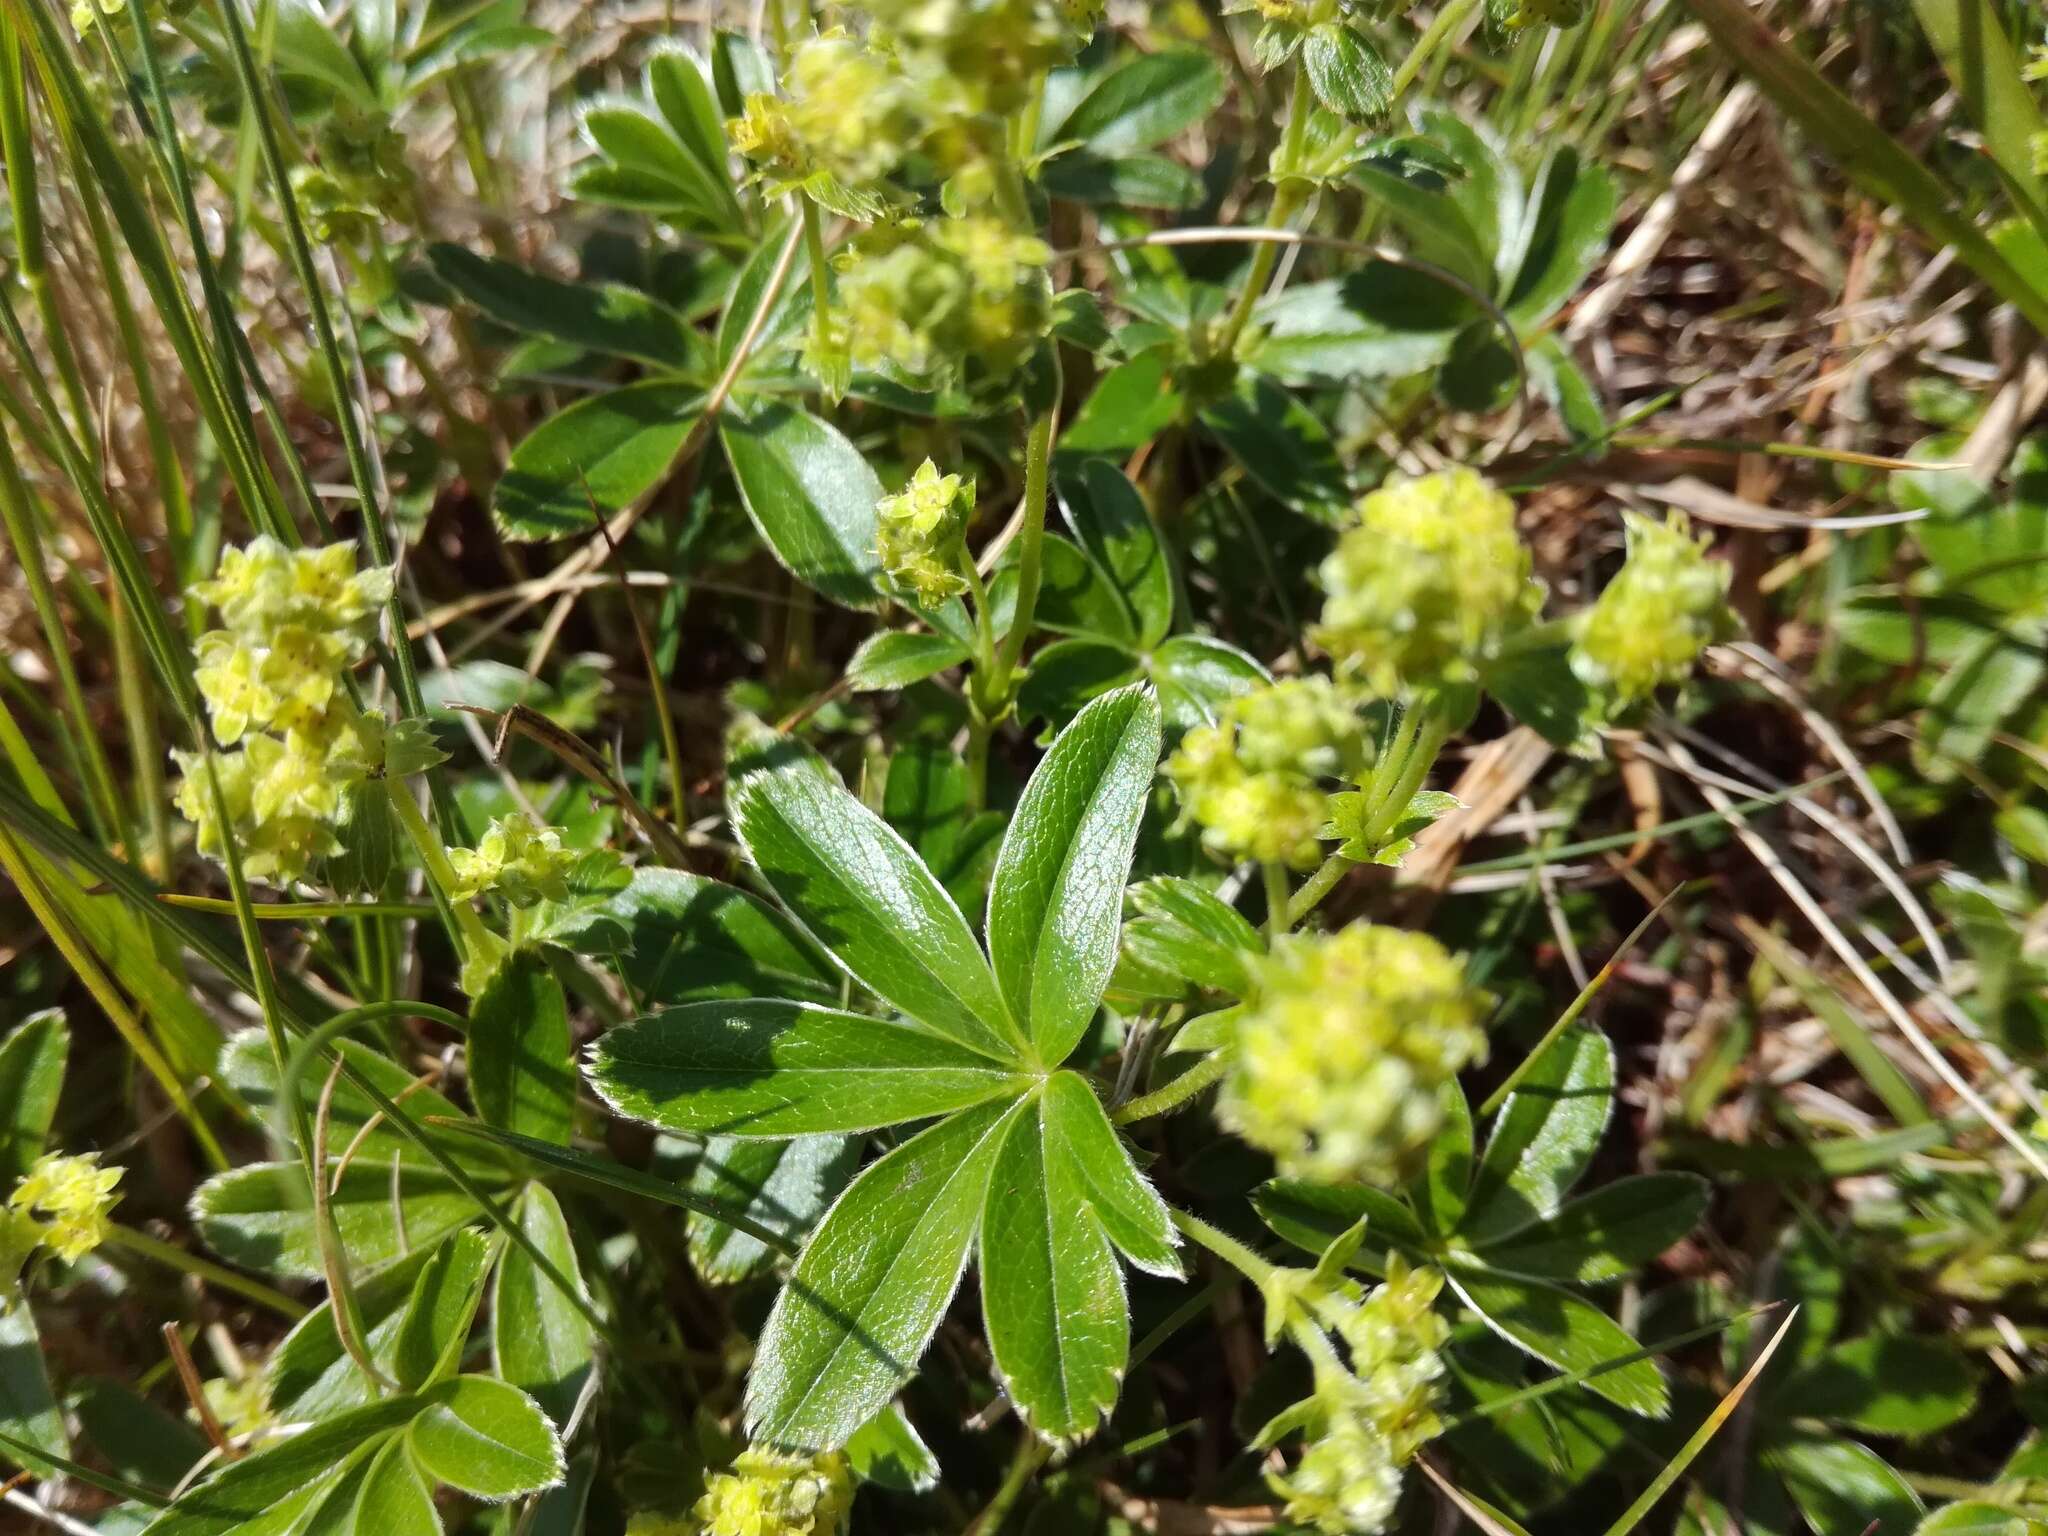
470;949;576;1148
493;1182;596;1428
495;382;700;541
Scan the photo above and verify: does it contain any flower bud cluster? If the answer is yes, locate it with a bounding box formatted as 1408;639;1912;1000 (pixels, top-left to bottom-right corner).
1164;677;1364;869
691;1447;855;1536
1313;468;1539;697
175;538;392;887
730;31;920;215
1569;510;1733;706
6;1153;121;1268
1220;924;1488;1185
875;459;975;606
1264;1258;1452;1535
446;813;581;908
835;217;1053;388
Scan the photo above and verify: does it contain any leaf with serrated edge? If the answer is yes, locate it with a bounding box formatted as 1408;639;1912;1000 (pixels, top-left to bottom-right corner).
732;759;1019;1060
407;1376;565;1501
981;1087;1128;1444
1043;1071;1180;1276
493;1183;596;1428
588;1000;1031;1136
746;1098;1023;1451
987;683;1162;1065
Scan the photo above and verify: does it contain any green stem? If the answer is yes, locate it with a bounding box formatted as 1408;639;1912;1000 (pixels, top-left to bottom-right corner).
1113;1048;1235;1126
1262;860;1292;941
383;775;495;963
988;407;1059;702
1286;849;1355;928
104;1222;307;1320
1214;65;1315;358
1391;0;1480;96
964;1428;1053;1536
1169;1208;1277;1286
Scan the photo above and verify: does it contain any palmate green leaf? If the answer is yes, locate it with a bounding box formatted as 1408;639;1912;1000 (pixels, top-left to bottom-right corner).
721;403;885;609
732;753;1018;1059
1462;1025;1614;1244
1120;876;1262;997
1447;1268;1669;1418
1017;639;1140;730
191;1161;491;1279
575;101;739;230
687;1134;858;1282
1199;374;1349;523
1505;149;1617;325
1471;1173;1710;1285
594;868;839;1007
981;1085;1128;1444
470;949;575;1147
0;1300;67;1479
1764;1433;1923;1536
646;44;735;205
988;683;1162;1065
494;382;701;541
427;244;699;368
0;1008;66;1180
139;1397;423;1536
845;630;971;692
1060;351;1184;457
1245;274;1459;388
748;1097;1022;1451
1056;459;1173;650
407;1376;565;1500
493;1182;596;1427
1775;1335;1978;1436
351;1439;438;1536
391;1229;495;1393
588;1000;1032;1136
1042;1070;1180;1276
266;1245;445;1419
1051;48;1226;153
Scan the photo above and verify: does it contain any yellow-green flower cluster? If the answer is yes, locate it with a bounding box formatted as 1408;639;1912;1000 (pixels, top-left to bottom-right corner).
8;1152;122;1265
1268;1259;1451;1535
1220;925;1488;1184
836;217;1052;387
691;1448;855;1536
446;813;580;907
1569;511;1733;705
175;538;391;887
875;459;975;606
730;31;919;215
863;0;1080;117
1164;677;1363;869
1313;468;1539;697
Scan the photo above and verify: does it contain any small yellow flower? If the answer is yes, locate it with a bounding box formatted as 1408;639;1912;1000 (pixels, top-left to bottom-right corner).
693;1448;855;1536
447;813;579;907
1313;469;1539;696
836;217;1051;387
1164;678;1363;868
10;1152;122;1264
875;459;975;606
1569;510;1734;705
1220;926;1488;1185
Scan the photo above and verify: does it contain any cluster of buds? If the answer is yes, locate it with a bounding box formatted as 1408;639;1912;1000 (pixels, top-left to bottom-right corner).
2;1152;122;1288
446;812;583;908
690;1447;855;1536
875;459;975;607
1314;468;1540;699
1164;677;1364;868
1569;510;1734;707
292;106;414;243
1220;924;1488;1185
730;31;919;217
1258;1256;1452;1535
835;217;1053;389
175;538;392;887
